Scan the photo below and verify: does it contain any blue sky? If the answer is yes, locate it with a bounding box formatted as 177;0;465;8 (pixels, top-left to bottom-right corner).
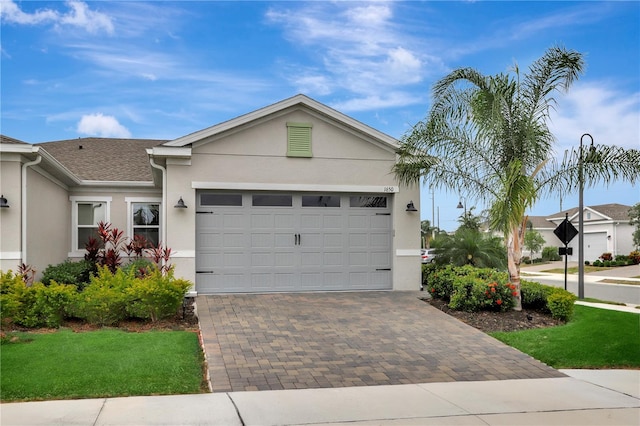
1;1;638;230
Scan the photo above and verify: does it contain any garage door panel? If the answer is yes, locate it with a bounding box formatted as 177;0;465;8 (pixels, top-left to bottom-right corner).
349;233;368;247
371;215;390;229
300;252;321;266
300;214;321;228
323;252;343;266
274;214;295;228
251;233;272;248
323;215;343;228
223;233;245;248
251;252;273;267
223;214;245;228
348;215;369;228
274;252;295;267
251;214;273;228
370;233;390;248
324;233;342;248
198;233;222;249
371;251;391;267
349;252;368;266
223;252;245;267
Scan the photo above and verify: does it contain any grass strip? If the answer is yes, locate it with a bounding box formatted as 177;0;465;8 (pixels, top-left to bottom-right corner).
1;329;206;402
491;305;640;369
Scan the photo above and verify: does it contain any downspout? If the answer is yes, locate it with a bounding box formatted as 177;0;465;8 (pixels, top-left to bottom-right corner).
148;155;167;267
21;155;42;264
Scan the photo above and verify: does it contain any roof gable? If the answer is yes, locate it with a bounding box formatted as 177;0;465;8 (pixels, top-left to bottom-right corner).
162;94;398;151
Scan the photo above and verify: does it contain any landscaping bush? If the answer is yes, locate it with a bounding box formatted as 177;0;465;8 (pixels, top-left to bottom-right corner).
520;280;548;310
600;252;613;261
1;271;77;328
126;267;191;322
448;276;486;312
629;251;640;265
72;267;131;326
542;246;561;261
41;260;95;290
546;288;577;321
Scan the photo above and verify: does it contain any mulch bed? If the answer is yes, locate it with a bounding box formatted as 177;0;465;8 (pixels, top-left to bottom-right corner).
425;297;564;333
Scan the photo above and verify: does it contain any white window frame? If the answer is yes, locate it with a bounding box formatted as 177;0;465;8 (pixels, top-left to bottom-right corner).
69;196;112;257
125;197;162;247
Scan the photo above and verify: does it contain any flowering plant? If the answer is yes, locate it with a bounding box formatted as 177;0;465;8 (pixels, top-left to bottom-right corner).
483;281;517;311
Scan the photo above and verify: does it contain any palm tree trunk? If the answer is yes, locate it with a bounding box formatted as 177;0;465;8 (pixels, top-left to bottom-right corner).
506;224;524;311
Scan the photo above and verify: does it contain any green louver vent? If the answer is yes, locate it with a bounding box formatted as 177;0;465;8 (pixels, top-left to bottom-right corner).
287;122;313;157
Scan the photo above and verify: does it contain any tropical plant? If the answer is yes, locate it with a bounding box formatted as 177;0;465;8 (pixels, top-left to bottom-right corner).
393;46;640;309
431;227;506;269
523;229;545;263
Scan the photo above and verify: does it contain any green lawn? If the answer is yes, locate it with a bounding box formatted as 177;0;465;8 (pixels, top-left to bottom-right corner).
491;305;640;368
1;329;207;402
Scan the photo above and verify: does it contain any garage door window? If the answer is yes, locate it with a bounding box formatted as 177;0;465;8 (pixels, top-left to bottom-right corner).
302;195;340;207
201;193;242;206
252;194;292;207
350;196;387;208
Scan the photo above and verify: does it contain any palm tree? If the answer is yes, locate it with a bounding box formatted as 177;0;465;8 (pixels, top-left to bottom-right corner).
394;46;640;310
432;228;506;269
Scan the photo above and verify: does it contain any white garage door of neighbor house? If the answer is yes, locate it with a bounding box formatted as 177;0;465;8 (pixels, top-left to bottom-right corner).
195;192;392;294
583;232;608;263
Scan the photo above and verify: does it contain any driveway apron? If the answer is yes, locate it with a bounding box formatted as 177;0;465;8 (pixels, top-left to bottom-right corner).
196;292;564;392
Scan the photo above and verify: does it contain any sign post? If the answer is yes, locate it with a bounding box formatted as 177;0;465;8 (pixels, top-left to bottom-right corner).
553;213;579;291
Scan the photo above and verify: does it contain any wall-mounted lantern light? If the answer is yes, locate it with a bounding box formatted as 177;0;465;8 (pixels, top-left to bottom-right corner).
174;197;187;208
0;195;9;208
406;201;417;212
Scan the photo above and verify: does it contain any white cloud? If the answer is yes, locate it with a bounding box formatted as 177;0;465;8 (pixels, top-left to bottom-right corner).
549;83;640;153
77;113;131;138
0;0;113;34
331;92;423;112
266;2;437;107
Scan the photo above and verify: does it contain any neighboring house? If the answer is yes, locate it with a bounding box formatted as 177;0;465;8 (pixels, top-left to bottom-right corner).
528;203;636;262
0;95;421;294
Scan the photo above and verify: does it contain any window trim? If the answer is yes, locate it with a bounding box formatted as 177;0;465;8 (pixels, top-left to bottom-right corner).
125;197;162;247
69;196;112;256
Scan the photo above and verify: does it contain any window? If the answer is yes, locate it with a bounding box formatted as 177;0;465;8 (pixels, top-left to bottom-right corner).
252;194;292;207
349;196;387;208
286;122;312;157
201;193;242;206
302;195;340;207
126;198;161;247
70;196;111;253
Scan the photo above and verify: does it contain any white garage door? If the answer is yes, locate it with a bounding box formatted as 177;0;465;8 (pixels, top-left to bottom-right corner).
195;192;392;293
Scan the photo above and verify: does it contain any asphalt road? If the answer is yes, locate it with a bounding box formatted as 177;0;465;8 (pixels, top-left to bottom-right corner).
520;262;640;305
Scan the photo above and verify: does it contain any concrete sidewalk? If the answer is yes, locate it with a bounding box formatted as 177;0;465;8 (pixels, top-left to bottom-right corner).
1;370;638;425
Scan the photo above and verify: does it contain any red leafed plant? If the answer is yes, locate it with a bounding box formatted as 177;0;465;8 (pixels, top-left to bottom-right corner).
17;263;36;287
85;221;173;276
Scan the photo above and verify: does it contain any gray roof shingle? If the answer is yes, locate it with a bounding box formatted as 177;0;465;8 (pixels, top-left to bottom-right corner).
36;137;167;182
0;134;29;144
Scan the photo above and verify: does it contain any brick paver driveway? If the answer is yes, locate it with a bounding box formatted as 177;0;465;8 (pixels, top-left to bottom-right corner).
196;292;563;392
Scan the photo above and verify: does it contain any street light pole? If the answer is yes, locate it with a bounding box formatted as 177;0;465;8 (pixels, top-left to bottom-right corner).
578;133;594;300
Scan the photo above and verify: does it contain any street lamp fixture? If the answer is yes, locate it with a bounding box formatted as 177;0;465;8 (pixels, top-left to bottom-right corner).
456;198;466;216
578;133;595;300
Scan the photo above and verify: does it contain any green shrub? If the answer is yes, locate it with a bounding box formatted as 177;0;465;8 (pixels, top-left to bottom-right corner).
126;267;191;322
1;271;29;327
542;246;561;261
41;260;95;290
546;288;577;321
448;276;486;312
32;282;78;328
520;280;549;310
592;260;603;267
73;267;131;326
584;261;590;266
0;271;76;328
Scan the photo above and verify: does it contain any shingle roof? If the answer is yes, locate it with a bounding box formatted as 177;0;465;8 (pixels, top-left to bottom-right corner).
548;203;633;221
527;216;556;229
36;137;167;182
0;134;29;144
